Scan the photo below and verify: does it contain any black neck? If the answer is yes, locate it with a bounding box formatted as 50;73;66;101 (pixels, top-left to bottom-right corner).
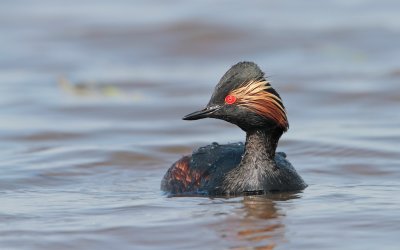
241;128;281;168
222;127;283;193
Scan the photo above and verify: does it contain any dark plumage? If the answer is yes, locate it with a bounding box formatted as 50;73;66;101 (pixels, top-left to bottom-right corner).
161;62;307;196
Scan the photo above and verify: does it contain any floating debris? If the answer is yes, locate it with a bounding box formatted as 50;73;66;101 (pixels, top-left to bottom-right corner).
58;76;144;101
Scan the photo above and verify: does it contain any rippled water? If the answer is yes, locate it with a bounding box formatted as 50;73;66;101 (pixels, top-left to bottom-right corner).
1;1;400;249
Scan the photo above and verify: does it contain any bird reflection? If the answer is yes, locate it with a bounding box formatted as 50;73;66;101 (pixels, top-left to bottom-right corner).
218;192;301;250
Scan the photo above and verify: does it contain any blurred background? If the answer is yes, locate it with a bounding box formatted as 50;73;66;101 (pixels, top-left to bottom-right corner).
0;0;399;249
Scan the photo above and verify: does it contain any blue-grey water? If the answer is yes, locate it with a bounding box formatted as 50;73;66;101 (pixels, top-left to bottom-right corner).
1;1;400;249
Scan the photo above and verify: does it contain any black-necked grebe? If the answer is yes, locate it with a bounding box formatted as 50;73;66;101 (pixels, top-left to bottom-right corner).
161;62;307;196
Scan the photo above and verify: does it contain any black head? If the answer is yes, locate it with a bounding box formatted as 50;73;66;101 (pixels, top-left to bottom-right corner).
183;62;289;132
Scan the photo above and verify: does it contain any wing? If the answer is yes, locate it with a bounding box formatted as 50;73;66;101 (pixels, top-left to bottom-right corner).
160;155;202;194
161;142;244;195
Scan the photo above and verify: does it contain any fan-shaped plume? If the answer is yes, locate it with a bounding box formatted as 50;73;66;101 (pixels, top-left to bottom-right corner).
230;79;289;131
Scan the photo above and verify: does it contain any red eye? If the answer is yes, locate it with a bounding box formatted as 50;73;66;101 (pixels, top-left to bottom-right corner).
225;95;236;105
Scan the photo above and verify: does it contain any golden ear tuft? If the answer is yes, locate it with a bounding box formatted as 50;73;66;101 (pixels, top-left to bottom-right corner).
229;79;288;131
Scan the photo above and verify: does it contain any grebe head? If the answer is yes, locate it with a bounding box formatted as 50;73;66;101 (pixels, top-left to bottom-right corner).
183;62;289;133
